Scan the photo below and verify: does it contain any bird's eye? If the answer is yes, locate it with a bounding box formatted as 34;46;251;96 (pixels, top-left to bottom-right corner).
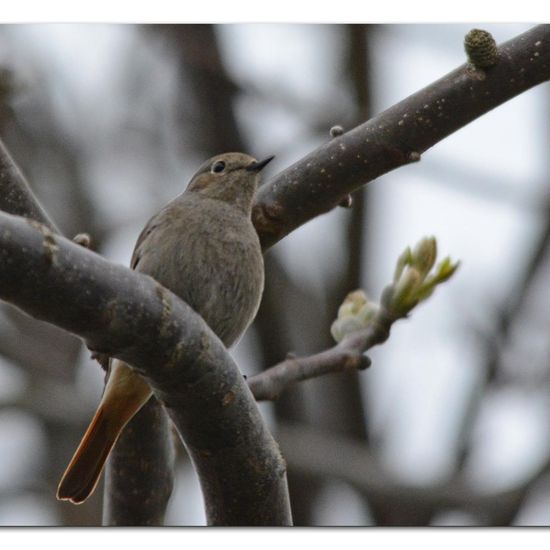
211;161;226;173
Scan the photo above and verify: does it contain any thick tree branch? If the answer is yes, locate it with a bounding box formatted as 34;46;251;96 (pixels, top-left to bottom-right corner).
0;210;291;526
253;25;550;248
103;397;176;526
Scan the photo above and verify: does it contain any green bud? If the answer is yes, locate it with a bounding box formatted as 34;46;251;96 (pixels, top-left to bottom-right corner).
337;301;356;318
411;236;437;277
434;257;460;283
330;316;364;343
393;246;413;283
337;290;368;318
392;267;421;312
332;238;459;341
412;258;460;303
357;302;379;326
380;285;396;310
414;280;436;302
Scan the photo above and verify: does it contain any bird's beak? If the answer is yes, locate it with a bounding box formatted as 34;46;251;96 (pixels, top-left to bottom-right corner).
246;155;275;172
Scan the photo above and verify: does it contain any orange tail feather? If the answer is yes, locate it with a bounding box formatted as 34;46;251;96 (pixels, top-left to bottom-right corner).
57;360;152;504
56;405;120;504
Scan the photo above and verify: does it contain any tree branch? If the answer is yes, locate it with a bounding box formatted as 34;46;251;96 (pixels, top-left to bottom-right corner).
103;397;176;526
0;138;59;232
0;210;291;526
248;326;381;401
253;25;550;248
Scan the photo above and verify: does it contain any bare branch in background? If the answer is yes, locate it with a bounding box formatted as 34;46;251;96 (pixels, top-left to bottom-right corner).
149;24;245;155
277;423;546;526
0;138;58;231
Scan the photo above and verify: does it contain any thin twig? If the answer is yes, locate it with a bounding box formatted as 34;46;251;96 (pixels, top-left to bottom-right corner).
249;319;390;401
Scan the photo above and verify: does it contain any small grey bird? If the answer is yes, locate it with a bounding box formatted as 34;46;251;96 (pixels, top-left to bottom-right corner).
57;152;272;504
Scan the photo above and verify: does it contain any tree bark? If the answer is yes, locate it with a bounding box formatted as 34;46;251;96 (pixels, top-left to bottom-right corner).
103;398;176;526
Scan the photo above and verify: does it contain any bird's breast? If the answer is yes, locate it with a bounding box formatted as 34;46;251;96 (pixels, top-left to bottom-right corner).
138;203;264;347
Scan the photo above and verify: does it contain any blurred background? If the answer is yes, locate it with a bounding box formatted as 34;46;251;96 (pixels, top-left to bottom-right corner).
0;23;547;526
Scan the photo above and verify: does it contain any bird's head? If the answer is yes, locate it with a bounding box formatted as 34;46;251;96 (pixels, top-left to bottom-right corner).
186;152;274;213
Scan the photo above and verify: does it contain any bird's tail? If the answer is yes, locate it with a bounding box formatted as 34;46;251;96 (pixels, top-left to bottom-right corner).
56;360;152;504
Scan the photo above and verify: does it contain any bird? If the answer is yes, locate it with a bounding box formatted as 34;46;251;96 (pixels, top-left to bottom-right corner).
57;152;272;504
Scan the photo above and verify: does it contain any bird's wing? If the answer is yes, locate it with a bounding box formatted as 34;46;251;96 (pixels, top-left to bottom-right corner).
130;213;162;270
